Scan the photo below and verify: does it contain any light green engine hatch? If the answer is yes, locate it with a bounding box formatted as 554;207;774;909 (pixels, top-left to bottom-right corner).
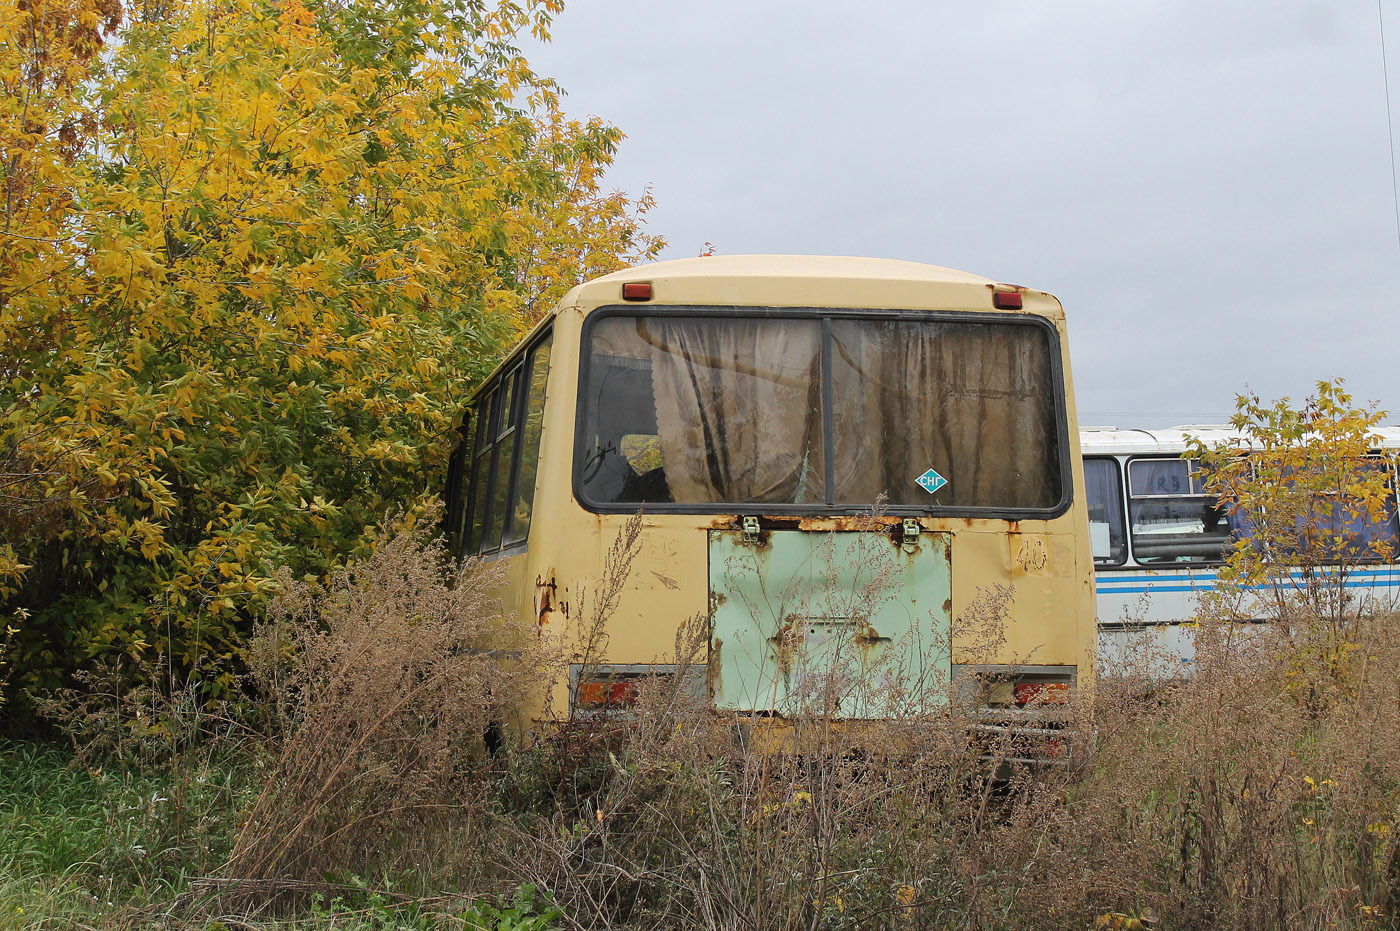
708;526;952;718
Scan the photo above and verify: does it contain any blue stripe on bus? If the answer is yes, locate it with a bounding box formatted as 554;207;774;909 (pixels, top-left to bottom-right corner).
1097;570;1400;589
1096;566;1400;598
1098;580;1400;595
1097;567;1400;581
1099;585;1400;595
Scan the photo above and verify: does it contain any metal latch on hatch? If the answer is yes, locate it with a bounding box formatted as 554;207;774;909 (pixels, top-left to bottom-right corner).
901;518;920;552
741;515;760;545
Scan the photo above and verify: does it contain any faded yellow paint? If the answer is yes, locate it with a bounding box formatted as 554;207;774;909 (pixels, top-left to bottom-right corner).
466;255;1097;732
946;526;1091;673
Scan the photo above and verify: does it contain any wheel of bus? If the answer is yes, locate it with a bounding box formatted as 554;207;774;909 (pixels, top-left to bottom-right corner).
483;719;504;757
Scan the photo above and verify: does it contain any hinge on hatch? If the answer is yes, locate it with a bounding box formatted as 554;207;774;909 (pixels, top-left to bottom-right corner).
741;515;760;545
901;518;921;551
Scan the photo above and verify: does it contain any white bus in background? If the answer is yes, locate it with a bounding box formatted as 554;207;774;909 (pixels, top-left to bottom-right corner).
1081;425;1400;674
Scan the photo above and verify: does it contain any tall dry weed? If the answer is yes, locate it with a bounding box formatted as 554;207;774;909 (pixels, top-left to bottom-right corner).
500;537;1085;930
490;511;1400;929
223;507;555;890
1038;604;1400;931
203;390;1400;930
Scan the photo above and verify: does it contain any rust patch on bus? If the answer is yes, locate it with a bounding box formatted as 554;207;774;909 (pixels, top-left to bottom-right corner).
768;616;890;667
709;514;920;534
708;638;723;695
796;515;900;532
769;617;804;654
534;573;558;626
851;621;890;650
767;617;802;677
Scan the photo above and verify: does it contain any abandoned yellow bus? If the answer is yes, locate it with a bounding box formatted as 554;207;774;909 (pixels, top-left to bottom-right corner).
442;255;1096;738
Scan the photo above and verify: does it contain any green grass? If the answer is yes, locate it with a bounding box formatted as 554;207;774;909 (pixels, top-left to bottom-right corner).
0;738;254;927
0;739;565;930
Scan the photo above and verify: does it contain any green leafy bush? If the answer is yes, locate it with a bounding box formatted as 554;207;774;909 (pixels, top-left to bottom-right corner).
0;0;661;711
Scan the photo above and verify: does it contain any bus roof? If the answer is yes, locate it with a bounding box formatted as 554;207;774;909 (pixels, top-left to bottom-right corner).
1080;424;1400;455
479;255;1048;402
557;255;1044;314
588;254;998;286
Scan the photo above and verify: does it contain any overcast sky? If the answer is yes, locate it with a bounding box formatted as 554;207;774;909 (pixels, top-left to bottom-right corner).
523;1;1400;427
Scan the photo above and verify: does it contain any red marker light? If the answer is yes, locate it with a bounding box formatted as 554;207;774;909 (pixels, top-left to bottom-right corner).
622;282;653;301
577;680;639;708
1014;681;1070;705
993;291;1023;310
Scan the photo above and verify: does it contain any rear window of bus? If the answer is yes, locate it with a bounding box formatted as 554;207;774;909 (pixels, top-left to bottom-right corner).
575;310;1066;514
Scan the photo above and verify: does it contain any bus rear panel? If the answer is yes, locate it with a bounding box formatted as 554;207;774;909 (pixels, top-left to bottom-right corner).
445;256;1096;736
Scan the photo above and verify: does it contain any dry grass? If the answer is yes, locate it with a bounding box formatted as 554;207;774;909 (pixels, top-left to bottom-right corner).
484;555;1400;929
22;388;1400;927
221;508;556;896
114;506;1400;930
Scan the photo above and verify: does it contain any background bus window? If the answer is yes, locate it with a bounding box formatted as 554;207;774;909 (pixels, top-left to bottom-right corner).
1277;458;1400;561
1128;458;1232;563
1083;458;1126;565
1306;495;1400;560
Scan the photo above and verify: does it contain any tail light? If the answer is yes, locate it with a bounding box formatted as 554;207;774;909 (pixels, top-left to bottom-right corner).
569;664;708;718
971;667;1075;708
575;679;639;710
1013;681;1070;705
953;665;1078;765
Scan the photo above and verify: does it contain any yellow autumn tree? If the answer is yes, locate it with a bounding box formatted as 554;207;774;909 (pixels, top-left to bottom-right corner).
0;0;661;706
506;106;662;321
1;0;124;704
1192;380;1393;707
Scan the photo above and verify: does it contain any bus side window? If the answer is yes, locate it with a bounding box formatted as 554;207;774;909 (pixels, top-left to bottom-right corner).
460;330;553;557
443;408;473;554
1127;458;1230;564
1290;456;1400;561
464;390;494;555
483;364;523;552
503;334;552;547
1083;458;1126;565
